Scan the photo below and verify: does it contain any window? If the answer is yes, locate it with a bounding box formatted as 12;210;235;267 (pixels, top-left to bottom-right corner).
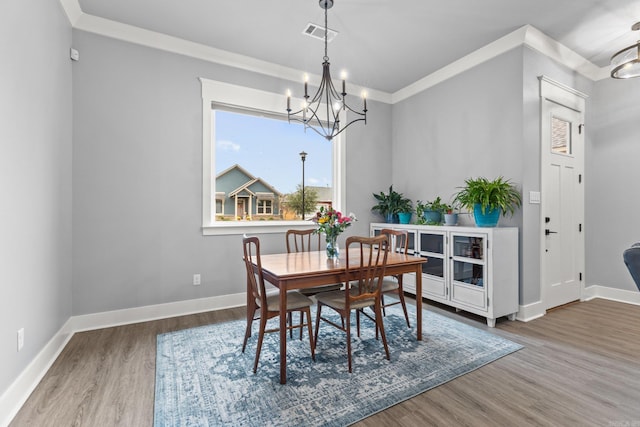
257;200;272;215
200;78;346;235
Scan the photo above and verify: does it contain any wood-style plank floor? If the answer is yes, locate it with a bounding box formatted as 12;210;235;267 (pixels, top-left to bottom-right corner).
10;298;640;426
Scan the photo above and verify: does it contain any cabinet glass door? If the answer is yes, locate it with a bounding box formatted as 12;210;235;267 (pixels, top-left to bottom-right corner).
452;261;484;287
420;233;444;254
451;234;486;288
418;231;446;279
452;235;484;260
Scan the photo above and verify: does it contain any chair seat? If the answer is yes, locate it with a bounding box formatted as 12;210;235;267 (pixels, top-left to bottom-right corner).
261;291;313;312
315;289;375;310
299;284;342;296
380;278;399;293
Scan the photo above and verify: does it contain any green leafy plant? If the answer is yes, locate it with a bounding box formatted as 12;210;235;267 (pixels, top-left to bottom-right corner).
372;186;410;216
453;176;522;216
415;197;446;225
397;197;413;213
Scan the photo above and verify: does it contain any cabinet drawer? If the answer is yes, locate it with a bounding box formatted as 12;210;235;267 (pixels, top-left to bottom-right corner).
451;282;487;311
424;276;446;298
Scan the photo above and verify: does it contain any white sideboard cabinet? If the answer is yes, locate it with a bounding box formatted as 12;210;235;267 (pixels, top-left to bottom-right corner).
371;223;519;327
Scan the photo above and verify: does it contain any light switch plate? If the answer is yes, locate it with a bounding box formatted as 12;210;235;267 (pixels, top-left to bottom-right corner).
529;191;541;204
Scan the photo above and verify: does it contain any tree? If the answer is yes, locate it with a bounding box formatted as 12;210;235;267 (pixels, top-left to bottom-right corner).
285;185;318;218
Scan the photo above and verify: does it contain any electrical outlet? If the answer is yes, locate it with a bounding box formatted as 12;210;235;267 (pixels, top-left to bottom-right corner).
193;274;201;286
17;328;24;352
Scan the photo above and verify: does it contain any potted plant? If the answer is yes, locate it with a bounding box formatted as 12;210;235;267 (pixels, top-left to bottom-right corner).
443;203;459;226
372;185;406;224
416;197;445;225
397;197;413;224
453;176;522;227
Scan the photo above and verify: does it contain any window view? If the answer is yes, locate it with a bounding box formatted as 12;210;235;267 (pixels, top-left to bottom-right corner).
214;109;333;222
551;116;571;155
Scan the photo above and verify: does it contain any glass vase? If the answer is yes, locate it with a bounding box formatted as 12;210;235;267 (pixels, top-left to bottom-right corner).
326;236;339;260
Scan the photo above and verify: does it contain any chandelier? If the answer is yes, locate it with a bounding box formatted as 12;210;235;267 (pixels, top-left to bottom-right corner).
286;0;367;141
611;22;640;79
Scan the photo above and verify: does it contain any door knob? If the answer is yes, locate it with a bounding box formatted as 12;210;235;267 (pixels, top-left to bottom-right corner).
545;229;558;235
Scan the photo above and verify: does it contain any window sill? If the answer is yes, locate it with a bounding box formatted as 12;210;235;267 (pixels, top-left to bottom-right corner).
202;220;317;236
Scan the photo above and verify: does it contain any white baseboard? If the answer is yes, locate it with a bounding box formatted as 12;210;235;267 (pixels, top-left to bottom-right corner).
0;292;246;427
0;319;74;427
70;292;246;332
583;285;640;305
516;300;546;323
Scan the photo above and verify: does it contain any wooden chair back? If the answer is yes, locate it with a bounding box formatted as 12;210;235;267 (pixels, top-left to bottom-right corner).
286;229;320;253
242;236;267;308
345;235;389;304
380;228;409;255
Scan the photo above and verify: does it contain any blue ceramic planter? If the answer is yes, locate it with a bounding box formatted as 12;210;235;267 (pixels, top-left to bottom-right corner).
386;213;399;224
422;210;442;224
473;204;500;227
398;212;412;224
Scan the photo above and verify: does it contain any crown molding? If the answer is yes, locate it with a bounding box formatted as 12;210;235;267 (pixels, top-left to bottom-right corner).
58;0;82;26
59;1;608;105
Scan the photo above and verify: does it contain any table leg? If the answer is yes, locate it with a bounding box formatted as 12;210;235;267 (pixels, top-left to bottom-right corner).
415;265;422;341
279;285;287;384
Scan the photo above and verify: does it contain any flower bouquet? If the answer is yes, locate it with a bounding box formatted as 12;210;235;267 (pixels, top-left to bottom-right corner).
312;207;356;259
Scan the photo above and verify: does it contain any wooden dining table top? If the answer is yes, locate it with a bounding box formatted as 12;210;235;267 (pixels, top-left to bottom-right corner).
255;249;426;289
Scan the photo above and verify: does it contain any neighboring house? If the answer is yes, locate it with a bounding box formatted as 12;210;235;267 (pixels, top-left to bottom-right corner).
280;185;333;220
309;186;332;212
215;164;283;220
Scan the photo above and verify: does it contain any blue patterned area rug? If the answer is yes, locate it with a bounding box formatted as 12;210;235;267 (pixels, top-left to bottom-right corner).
154;303;522;427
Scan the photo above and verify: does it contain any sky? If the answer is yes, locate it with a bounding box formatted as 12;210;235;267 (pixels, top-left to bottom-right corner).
214;110;332;194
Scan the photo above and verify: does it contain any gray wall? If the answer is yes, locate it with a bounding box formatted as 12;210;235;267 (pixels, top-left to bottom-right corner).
391;46;600;306
391;48;526;299
588;76;640;291
0;1;72;394
71;30;391;315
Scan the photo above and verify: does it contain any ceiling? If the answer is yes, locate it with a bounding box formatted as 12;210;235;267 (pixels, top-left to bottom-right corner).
72;0;640;94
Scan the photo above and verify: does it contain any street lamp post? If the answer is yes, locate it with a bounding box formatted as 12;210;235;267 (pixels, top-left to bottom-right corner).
299;151;307;220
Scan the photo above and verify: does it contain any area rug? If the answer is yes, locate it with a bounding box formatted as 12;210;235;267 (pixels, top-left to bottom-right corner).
154;303;522;427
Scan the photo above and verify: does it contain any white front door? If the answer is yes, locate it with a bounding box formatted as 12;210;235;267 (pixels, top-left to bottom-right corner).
540;78;585;310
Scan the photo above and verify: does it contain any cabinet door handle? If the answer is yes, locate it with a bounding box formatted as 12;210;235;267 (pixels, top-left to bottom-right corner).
545;229;558;235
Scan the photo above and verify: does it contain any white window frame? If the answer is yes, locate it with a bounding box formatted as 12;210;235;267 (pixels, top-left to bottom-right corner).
256;199;273;215
200;78;346;235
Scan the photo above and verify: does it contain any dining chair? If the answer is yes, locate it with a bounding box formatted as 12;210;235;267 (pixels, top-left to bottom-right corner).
242;236;315;373
379;228;411;328
285;229;343;296
313;235;390;373
285;229;343;339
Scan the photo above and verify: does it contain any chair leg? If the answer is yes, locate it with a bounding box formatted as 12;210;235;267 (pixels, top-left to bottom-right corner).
374;303;390;361
356;309;361;337
381;294;387;316
253;313;268;373
242;306;257;353
345;310;353;373
288;312;293;339
304;308;315;361
313;303;323;352
397;288;411;328
299;311;304;340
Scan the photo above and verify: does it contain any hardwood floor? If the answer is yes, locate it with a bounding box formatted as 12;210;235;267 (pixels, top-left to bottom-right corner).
10;298;640;426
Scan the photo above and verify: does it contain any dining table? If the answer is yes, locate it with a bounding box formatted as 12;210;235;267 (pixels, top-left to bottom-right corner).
248;248;427;384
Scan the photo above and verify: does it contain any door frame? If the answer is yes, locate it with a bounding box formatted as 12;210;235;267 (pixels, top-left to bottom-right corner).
538;76;587;310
